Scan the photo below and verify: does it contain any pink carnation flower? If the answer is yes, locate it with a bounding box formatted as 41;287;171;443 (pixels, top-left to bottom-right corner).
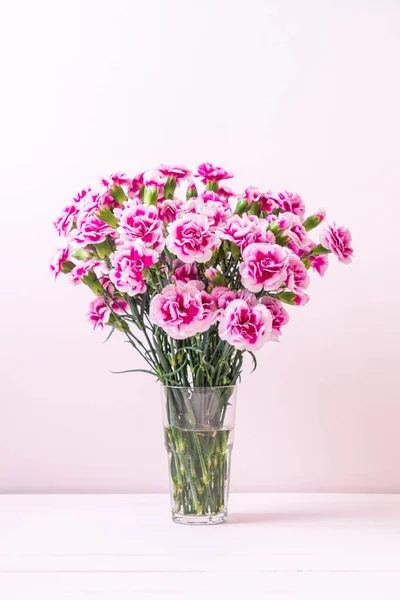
142;170;167;188
274;191;306;219
285;254;310;305
158;165;192;181
309;253;329;276
172;261;199;284
77;214;115;245
240;243;290;293
50;247;70;279
117;202;165;253
53;203;79;237
260;297;289;340
157;197;184;224
166;213;220;264
87;296;128;332
185;197;231;229
127;172;145;198
109;242;158;296
211;286;237;310
236;289;258;306
149;282;216;339
242;187;276;214
219;299;272;351
273;212;308;253
320;224;353;264
220;214;259;247
100;173;131;188
195;162;234;184
218;185;238;199
70;259;101;285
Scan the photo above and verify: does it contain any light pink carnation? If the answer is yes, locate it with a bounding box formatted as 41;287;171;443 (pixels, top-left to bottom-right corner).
260;297;289;340
149;282;216;339
109;242;158;296
236;289;258;306
53;203;79;237
172;261;199;283
240;243;290;293
219;299;272;351
274;191;306;219
320;224;353;264
50;247;70;279
87;296;128;332
211;286;237;310
195;162;234;184
220;214;259;247
218;185;238;199
166;213;220;264
117;203;165;252
127;172;145;198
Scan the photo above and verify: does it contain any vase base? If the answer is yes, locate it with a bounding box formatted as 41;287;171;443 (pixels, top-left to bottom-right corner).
172;509;227;526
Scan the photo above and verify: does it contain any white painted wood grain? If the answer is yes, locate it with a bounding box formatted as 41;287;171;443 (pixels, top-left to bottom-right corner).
0;494;399;598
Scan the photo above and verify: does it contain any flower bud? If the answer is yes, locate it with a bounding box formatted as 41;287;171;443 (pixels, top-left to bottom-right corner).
186;182;198;199
143;186;158;206
163;177;177;200
97;207;119;228
303;210;326;232
109;184;127;206
234;198;250;216
60;260;75;274
82;271;104;296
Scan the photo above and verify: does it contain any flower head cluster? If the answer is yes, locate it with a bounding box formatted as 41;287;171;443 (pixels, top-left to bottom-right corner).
52;163;352;361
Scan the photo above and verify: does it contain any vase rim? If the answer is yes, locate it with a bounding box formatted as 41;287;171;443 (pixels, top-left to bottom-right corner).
161;384;237;390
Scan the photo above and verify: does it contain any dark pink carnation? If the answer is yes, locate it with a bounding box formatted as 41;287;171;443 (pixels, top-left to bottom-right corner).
157;197;184;224
87;296;128;332
273;212;308;253
194;162;234;184
158;164;192;181
172;261;199;284
285;254;310;305
320;224;353;264
77;215;115;245
309;253;329;276
211;286;237;310
69;259;101;285
274;191;306;219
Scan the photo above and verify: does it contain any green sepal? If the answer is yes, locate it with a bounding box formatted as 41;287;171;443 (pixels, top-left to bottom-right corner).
234;198;250;216
163;177;176;200
276;291;297;305
186;183;198;199
72;248;92;261
143;186;158;206
248;202;261;216
206;181;218;192
94;238;115;259
97;207;119;228
301;256;312;269
82;271;104;296
110;184;127;205
309;243;331;256
229;241;241;259
60;260;75;274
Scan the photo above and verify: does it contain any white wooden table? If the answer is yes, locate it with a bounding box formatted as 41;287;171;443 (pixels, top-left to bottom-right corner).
0;494;399;599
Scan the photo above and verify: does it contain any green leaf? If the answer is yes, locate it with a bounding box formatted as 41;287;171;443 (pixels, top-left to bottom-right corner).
110;368;158;377
247;351;258;373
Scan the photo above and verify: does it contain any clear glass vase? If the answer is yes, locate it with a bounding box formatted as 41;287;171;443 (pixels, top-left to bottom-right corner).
161;385;237;525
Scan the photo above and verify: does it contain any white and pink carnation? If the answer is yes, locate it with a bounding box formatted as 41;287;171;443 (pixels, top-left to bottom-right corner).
219;299;272;351
53;203;79;237
273;212;308;253
184;197;231;229
142;169;167;188
87;296;128;332
109;242;158;296
50;247;70;279
260;297;290;340
273;191;306;218
220;214;259;248
158;164;192;181
157;197;184;224
172;261;198;284
76;214;115;245
195;162;233;184
166;213;220;264
117;202;165;253
285;254;310;305
149;282;217;339
320;224;353;264
211;286;237;310
240;243;290;293
69;259;101;285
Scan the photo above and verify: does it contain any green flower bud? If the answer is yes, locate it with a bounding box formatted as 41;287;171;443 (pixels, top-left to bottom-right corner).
60;260;75;274
234;198;250;216
186;182;198;199
248;202;261;216
163;177;177;200
82;271;104;296
143;186;158;206
302;211;326;232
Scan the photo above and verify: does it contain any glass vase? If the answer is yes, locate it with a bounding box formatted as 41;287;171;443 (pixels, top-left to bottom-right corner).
161;385;237;525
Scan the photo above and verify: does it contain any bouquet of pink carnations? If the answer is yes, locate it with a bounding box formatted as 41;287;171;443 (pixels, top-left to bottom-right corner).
51;163;353;523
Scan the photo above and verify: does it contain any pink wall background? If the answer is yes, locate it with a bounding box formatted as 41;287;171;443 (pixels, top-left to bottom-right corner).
1;0;400;493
